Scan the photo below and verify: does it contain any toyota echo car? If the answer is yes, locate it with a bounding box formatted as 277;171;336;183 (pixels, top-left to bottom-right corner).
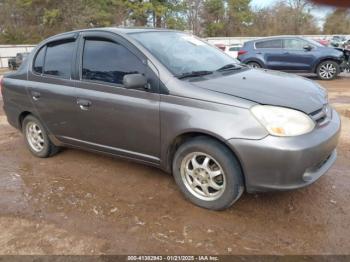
1;28;341;210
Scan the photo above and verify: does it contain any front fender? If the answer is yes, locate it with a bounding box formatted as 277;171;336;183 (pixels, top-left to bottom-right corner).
312;56;344;72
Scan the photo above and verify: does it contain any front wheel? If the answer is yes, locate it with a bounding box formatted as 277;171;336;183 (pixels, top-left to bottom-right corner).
317;60;340;80
246;61;262;68
172;137;244;210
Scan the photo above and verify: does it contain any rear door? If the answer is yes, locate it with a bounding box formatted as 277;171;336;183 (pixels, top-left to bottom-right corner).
73;31;161;164
255;39;284;70
282;38;316;71
27;34;81;144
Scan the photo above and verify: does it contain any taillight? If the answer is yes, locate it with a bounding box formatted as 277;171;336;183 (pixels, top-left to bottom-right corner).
238;50;248;56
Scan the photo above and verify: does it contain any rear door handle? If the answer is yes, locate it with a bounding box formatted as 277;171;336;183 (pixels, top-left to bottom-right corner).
77;98;92;110
31;91;41;101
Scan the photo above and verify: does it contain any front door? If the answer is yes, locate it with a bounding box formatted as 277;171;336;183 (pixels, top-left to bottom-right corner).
74;32;161;164
282;38;316;71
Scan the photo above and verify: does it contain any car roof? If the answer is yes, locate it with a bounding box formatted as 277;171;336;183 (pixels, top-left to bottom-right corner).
52;27;178;38
245;35;306;44
40;27;181;45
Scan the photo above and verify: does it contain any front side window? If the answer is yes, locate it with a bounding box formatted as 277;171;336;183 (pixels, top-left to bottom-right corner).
284;39;308;49
255;40;282;49
33;47;45;74
129;32;238;76
44;40;75;79
82;39;145;85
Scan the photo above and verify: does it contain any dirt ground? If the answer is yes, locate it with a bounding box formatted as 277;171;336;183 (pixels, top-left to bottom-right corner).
0;72;349;255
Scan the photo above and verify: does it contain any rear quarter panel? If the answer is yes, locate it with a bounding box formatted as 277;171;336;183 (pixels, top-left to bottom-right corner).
2;68;35;129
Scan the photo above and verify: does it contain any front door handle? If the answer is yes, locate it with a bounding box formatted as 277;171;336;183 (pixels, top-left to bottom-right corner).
31;91;41;101
77;99;92;111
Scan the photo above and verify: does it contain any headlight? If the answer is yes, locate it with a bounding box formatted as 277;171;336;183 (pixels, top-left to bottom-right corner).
251;105;315;137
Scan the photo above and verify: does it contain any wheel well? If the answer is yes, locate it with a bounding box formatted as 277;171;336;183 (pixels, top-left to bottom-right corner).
18;111;32;129
245;60;264;68
314;58;341;73
167;132;246;186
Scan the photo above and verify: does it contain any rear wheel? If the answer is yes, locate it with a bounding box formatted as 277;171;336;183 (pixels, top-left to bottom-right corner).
172;137;244;210
317;60;339;80
22;115;60;158
246;61;262;69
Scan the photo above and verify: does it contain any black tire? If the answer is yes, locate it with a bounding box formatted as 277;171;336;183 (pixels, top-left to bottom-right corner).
316;60;340;80
246;61;262;68
22;115;60;158
172;137;244;210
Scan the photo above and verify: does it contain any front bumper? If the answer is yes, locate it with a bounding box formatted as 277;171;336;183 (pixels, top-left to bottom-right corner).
228;109;341;193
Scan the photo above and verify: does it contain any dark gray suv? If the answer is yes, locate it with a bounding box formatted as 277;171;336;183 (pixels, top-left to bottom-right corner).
1;28;341;210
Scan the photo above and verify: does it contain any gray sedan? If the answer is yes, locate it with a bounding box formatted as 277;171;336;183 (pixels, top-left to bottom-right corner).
1;28;340;210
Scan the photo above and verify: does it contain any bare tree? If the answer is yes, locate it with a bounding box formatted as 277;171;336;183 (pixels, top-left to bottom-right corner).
184;0;203;34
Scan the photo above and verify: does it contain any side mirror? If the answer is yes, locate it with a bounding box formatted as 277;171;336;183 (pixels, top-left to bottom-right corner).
303;45;312;51
123;74;149;90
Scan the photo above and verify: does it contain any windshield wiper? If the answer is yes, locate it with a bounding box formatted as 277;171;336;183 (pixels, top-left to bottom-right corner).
216;63;243;72
176;70;213;79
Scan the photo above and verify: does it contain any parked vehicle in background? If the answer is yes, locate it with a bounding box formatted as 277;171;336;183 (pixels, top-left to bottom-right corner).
214;43;226;51
338;48;350;73
224;44;243;58
8;57;16;70
237;36;345;80
315;38;329;46
7;52;29;70
330;35;348;48
344;39;350;50
1;28;340;210
213;43;243;58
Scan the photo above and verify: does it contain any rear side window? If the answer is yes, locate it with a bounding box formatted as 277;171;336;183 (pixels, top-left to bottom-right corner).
82;39;144;85
255;40;282;49
43;40;75;79
34;47;45;74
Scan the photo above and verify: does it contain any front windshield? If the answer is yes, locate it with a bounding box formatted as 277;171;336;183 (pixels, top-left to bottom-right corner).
129;31;240;76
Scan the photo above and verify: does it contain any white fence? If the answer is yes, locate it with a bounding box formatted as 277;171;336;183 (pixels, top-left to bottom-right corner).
0;45;36;68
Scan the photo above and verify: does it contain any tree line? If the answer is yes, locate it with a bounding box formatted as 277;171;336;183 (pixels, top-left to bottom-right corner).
0;0;349;44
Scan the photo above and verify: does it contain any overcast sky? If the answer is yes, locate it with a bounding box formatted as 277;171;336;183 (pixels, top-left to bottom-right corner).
250;0;334;26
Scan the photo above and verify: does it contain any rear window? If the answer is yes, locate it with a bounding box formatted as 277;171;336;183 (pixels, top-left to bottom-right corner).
43;40;75;79
255;40;282;49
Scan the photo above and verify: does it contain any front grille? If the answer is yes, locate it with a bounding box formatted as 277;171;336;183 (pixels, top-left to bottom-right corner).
310;104;331;126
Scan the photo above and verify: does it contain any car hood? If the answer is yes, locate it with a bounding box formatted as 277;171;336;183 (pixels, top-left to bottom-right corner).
190;69;327;114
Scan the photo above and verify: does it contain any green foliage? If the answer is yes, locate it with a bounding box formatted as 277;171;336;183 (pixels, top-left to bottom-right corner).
43;8;61;27
202;0;225;36
323;8;350;35
0;0;335;44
